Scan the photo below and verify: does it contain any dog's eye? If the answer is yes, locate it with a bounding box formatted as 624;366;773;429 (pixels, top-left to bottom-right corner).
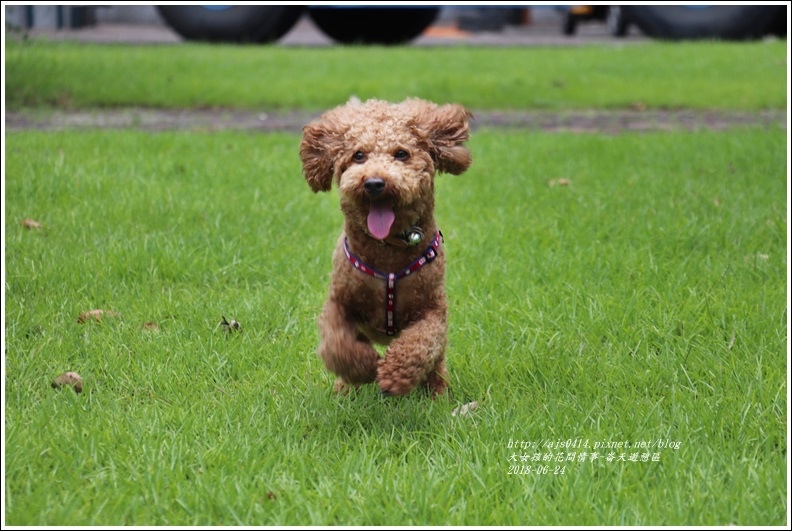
394;149;410;161
353;151;366;163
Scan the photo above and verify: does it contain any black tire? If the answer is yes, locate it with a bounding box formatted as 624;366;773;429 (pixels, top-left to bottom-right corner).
561;12;577;36
767;7;788;38
621;5;779;40
606;6;629;38
308;7;439;45
156;5;304;43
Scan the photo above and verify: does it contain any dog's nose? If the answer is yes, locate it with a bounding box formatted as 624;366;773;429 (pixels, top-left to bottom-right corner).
364;178;386;197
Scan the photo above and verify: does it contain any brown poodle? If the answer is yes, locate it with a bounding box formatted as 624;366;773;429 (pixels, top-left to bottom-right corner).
300;98;472;397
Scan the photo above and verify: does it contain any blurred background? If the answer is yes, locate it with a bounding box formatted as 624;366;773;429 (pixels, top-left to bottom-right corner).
4;4;787;46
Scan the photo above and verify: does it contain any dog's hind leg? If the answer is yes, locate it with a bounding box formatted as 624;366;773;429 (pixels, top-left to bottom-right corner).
317;299;379;388
377;309;448;397
421;357;449;398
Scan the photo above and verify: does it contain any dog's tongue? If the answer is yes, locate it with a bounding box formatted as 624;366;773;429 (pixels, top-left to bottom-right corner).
367;201;395;240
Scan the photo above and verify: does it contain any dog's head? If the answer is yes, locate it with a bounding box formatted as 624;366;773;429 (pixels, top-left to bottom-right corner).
300;98;472;241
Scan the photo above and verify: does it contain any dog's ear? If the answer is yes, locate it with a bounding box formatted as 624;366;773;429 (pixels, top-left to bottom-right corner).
300;118;346;193
413;103;472;175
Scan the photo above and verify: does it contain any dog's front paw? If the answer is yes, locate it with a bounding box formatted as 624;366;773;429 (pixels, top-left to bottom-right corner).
377;361;419;396
377;379;411;397
333;378;360;396
421;369;449;399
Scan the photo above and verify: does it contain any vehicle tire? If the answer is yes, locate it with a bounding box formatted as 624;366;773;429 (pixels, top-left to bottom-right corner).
767;8;787;38
156;5;305;43
621;5;779;40
561;11;577;36
308;7;439;45
606;6;629;37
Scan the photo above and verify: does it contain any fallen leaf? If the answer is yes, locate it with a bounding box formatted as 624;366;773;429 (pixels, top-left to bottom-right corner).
220;316;242;333
77;309;119;324
52;371;83;394
452;401;479;417
22;219;43;230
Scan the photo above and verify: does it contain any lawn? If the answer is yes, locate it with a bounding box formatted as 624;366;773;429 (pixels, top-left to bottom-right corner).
4;38;787;111
3;33;789;526
4;126;787;525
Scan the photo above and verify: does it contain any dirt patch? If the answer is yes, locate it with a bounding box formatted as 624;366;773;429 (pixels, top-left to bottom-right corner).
475;109;786;134
5;108;786;134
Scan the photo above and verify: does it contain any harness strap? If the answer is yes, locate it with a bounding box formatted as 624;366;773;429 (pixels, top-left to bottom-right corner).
344;231;442;336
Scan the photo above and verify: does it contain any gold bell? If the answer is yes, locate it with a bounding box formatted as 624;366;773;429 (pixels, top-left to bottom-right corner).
405;228;424;246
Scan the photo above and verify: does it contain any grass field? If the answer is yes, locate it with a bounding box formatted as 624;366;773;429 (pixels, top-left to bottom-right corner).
3;32;789;526
4;125;787;525
4;38;787;111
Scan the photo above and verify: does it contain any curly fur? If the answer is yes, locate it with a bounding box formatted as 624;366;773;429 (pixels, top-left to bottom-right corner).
300;98;472;396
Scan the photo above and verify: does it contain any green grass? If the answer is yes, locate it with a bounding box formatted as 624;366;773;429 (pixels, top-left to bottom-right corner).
4;38;787;111
4;127;787;525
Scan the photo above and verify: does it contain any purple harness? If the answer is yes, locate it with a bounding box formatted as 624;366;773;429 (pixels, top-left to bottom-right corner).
343;231;442;336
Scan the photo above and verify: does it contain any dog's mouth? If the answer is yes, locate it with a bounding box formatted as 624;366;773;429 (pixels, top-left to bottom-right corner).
367;198;395;241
